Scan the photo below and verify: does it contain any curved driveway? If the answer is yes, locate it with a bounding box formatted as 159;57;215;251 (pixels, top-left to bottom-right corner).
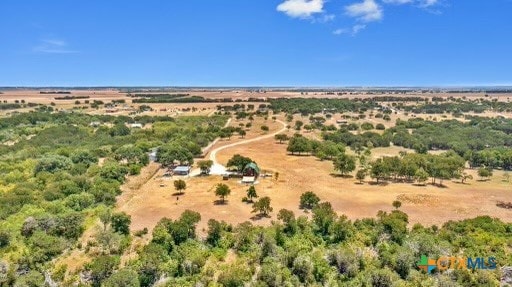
207;119;287;174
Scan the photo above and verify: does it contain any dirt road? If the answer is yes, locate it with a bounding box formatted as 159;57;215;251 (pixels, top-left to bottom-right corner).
206;120;287;174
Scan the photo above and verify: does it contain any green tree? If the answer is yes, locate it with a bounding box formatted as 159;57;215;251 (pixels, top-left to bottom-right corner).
277;209;297;235
356;169;367;183
238;129;246;138
318;141;345;160
371;159;390;183
178;209;201;239
174;179;187;195
111;212;131;235
99;207;112;231
0;230;10;248
34;155;72;174
99;162;129;182
275;133;290;144
157;144;194;167
312;202;336;236
333;153;356;176
110;123;130;136
261;125;270;132
217;264;252;287
246;185;258;202
85;255;120;287
103;268;140;287
114;144;149;165
300;191;320;210
459;171;473;183
71;150;98;166
287;136;312;155
478;167;493;181
361;122;374;130
329;215;353;243
206;219;224;247
392;200;402;209
252;196;273;217
14;270;45;287
376;123;386;130
294;120;304;130
215;183;231;204
226;154;254;172
414;167;429;185
197;160;213;175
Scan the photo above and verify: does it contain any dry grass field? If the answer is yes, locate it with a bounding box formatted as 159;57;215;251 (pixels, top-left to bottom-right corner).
3;89;512;236
115;113;512;237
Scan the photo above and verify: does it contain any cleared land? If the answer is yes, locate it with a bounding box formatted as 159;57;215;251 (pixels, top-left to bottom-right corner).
117;114;512;235
3;89;512;235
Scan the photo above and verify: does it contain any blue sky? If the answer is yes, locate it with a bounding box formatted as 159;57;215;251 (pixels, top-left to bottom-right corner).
1;0;511;87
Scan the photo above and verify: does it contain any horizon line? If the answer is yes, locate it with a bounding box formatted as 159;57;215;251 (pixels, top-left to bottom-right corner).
2;85;512;90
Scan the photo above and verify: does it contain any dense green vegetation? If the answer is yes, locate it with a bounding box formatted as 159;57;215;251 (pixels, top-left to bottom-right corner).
269;98;379;115
29;205;509;286
389;117;512;169
401;100;512;114
0;111;227;285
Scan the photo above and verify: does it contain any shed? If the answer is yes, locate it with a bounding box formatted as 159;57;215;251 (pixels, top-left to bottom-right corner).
173;165;191;176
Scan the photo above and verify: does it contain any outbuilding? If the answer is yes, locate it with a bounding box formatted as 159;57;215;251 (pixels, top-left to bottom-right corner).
173;165;191;176
242;162;260;183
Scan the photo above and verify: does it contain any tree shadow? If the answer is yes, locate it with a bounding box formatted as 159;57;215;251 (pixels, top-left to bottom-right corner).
213;200;228;205
250;214;270;221
330;173;353;179
368;181;389;186
286;153;312;157
452;181;470;185
412;183;427;187
172;192;185;196
431;183;448;189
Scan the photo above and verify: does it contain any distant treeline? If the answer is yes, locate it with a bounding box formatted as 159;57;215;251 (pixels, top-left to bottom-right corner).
403;100;512;114
0;103;22;110
40;91;72;94
486;89;512;93
128;93;190;98
54;95;90;100
370;96;430;102
133;95;233;103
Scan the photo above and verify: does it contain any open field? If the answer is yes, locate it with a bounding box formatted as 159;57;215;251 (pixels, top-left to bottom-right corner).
2;88;511;234
114;112;512;236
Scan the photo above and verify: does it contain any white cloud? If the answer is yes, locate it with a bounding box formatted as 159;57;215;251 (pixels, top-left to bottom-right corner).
319;14;335;22
352;24;367;34
345;0;383;22
277;0;324;18
33;39;78;54
382;0;413;4
332;28;349;35
383;0;440;8
420;0;439;7
333;24;367;36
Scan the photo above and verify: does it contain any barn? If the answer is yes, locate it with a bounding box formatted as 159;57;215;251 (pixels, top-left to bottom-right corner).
242;162;260;183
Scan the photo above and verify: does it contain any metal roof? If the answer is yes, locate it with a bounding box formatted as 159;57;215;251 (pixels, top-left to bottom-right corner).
174;166;191;172
243;162;260;174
